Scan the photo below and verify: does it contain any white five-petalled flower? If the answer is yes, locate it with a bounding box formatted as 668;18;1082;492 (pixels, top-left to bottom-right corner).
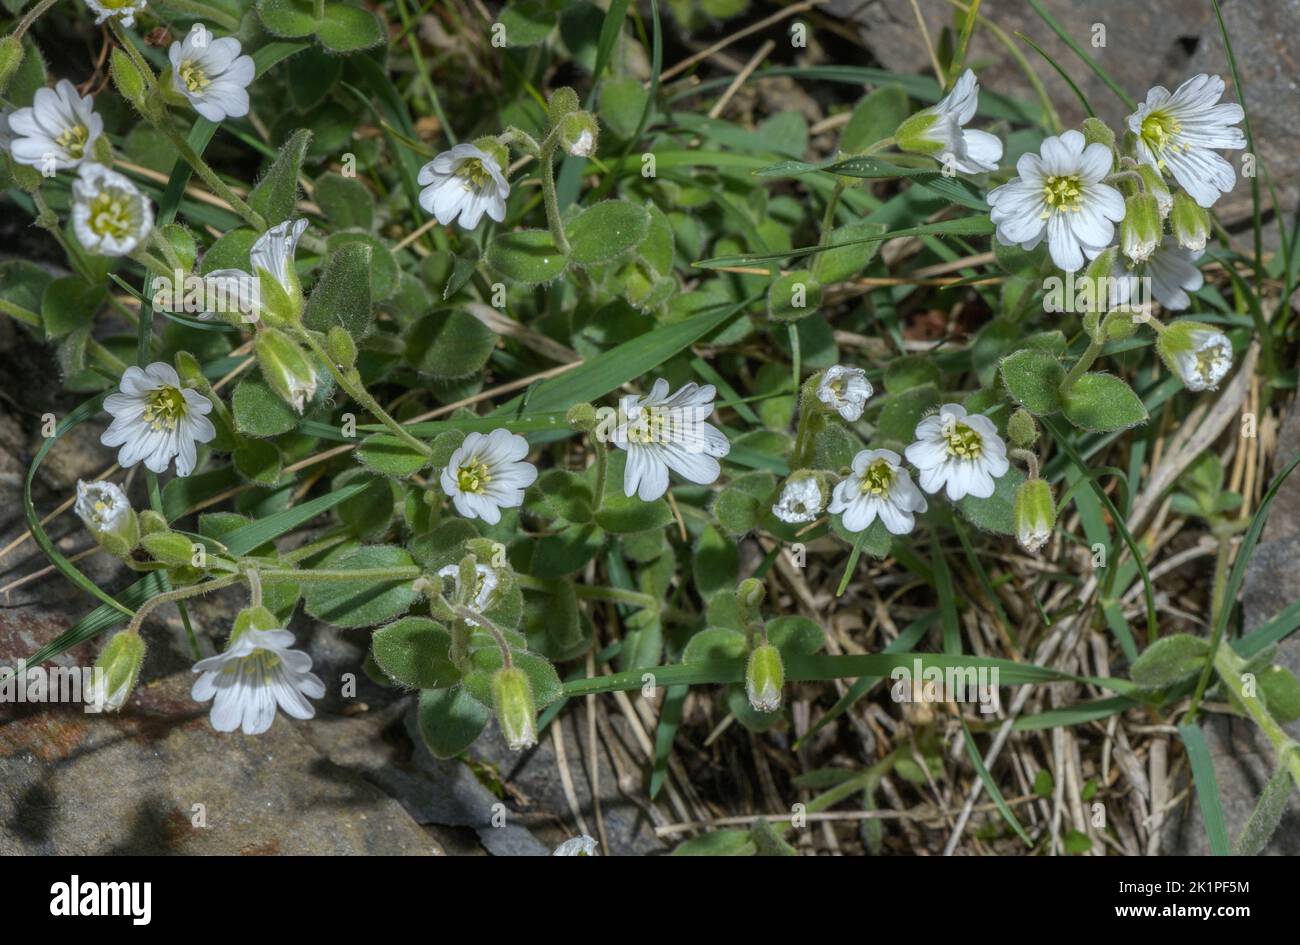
84;0;148;27
905;403;1010;501
1127;74;1246;209
191;628;325;735
1109;236;1204;311
168;25;255;123
201;218;308;322
74;479;132;536
417;143;510;230
897;68;1003;174
1163;324;1233;392
6;79;104;172
71;163;154;257
772;475;824;525
101;362;217;477
828;448;927;535
986;129;1124;273
611;380;731;502
816;365;873;421
440;429;538;524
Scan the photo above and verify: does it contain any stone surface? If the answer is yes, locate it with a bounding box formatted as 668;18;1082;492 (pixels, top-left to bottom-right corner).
830;0;1298;211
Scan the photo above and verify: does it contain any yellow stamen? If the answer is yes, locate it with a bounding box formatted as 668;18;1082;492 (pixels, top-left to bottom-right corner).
942;418;983;459
859;459;894;496
1040;173;1083;218
141;386;189;432
179;59;211;93
457;459;492;494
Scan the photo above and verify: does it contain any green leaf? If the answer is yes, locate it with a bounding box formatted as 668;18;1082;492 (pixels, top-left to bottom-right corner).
767;270;821;322
1000;349;1065;415
1178;722;1231;856
303;240;373;337
498;0;558;46
232;438;283;486
672;830;756;856
812;220;888;283
417;687;491;759
529;523;605;578
876;384;939;444
1234;762;1295;855
326;230;399;301
407;519;479;570
600;74;649;138
335;471;396;539
256;0;318;38
404;309;497;380
1130;634;1209;688
485;229;569;284
682;627;746;663
840;85;909;155
372;617;459;689
957;466;1024;536
317;2;385;53
232;372;301;437
1257;665;1300;723
1062;373;1148;432
302;544;418;628
356;433;429;479
41;278;105;338
757;155;989;210
523;579;590;660
313;171;375;230
767;615;825;656
566;200;651;267
250;128;312;224
693;525;738;599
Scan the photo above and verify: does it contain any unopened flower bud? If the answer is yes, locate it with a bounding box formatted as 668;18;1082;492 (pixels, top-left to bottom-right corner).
1137;164;1172;218
547;86;580;126
736;577;766;622
1013;478;1056;554
255;327;318;414
140;529;199;568
1170;190;1210;253
565;402;599;433
1120;194;1161;264
1157;321;1233;392
771;470;829;524
91;631;146;712
74;480;139;557
1081;117;1115;153
559;111;598;158
326;325;356;369
1006;409;1038;449
492;666;538;751
138;509;168;535
0;35;24;97
746;643;784;713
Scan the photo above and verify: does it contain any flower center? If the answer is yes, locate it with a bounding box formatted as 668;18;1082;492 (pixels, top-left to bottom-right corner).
942;419;983;459
142;386;189;431
1140;110;1183;165
224;649;281;678
91;499;115;527
1195;344;1228;379
56;123;89;159
456;157;492;190
625;408;668;445
89;190;135;239
179;59;211;93
1041;174;1083;215
457;459;492;494
859;459;894;496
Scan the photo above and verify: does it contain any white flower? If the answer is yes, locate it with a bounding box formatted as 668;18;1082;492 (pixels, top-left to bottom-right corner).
436;563;499;614
816;365;873;421
553;835;598;856
905;403;1010;502
1109;237;1204;311
71;163;154;257
828;448;927;535
84;0;148;27
610;379;731;501
191;628;325;735
168;25;255;123
201;218;307;322
417;143;510;229
74;479;131;535
772;475;824;524
1127;74;1246;209
440;429;538;524
101;362;217;477
1165;325;1233;392
986;129;1124;273
6;79;104;172
898;69;1003;173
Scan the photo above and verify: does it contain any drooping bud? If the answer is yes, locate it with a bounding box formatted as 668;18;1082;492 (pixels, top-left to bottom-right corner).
746;643;785;713
736;577;766;626
74;479;139;557
326;325;357;369
90;631;146;712
1170;191;1210;253
1013;478;1056;554
770;470;830;525
1156;320;1234;392
254;327;318;414
0;35;25;97
492;666;538;751
140;529;199;568
1006;409;1038;449
558;111;599;158
1136;164;1172;218
1119;194;1161;264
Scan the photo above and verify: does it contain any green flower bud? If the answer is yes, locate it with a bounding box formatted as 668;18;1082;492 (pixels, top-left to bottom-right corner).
1080;247;1119;332
1013;478;1056;554
746;643;785;713
547;86;581;126
326;325;357;369
1170;190;1210;253
7;157;43;194
565;402;599;433
1156;320;1234;392
1082;117;1116;152
256;263;303;327
1006;409;1038;449
1136;164;1172;218
74;480;139;557
140;529;200;568
109;46;148;114
255;327;318;414
558;111;599;158
0;35;25;97
91;631;146;712
1119;194;1161;264
492;666;538;751
1105;310;1139;340
893;111;944;157
138;509;168;536
736;577;766;623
